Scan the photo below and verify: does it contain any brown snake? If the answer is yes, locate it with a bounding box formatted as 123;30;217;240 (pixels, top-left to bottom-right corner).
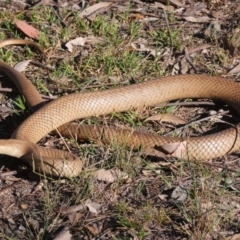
0;40;240;177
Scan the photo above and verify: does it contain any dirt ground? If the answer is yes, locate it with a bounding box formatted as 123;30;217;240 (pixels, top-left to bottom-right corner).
0;0;240;239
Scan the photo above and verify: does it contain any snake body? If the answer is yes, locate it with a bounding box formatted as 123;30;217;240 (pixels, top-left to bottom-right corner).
0;41;240;177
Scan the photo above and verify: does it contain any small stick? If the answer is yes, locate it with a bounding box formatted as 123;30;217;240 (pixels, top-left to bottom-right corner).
0;171;17;178
162;9;173;68
155;101;215;107
164;110;230;136
185;47;198;73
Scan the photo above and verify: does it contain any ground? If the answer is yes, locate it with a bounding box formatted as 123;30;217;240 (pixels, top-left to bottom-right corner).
0;0;240;239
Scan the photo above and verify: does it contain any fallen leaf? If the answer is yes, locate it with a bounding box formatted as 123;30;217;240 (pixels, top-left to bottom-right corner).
86;223;103;235
7;218;16;225
181;16;212;23
171;186;188;201
20;203;28;210
228;64;240;75
201;201;213;211
67;212;83;224
131;42;160;57
158;194;168;201
183;2;206;16
160;141;187;158
79;2;113;18
60;204;85;214
226;234;240;240
145;114;186;125
204;21;221;39
188;44;211;54
140;17;162;23
86;201;102;214
95;168;128;183
157;0;183;7
34;0;51;6
142;149;167;158
65;36;104;52
142;170;153;176
211;10;224;19
153;2;175;12
13;18;40;40
53;227;72;240
14;60;31;72
129;13;145;20
192;2;206;13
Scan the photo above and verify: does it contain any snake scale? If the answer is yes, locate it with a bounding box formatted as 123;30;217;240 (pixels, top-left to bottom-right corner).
0;40;240;177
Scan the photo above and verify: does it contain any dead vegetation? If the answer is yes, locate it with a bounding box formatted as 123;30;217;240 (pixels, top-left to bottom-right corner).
0;0;240;239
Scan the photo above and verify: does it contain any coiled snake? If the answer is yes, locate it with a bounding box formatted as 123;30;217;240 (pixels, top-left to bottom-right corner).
0;40;240;177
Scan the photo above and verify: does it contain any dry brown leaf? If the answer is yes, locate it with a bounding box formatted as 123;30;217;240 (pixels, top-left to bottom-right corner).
145;114;186;125
160;141;187;158
140;17;164;23
183;2;206;16
86;201;102;214
20;203;28;210
67;212;83;224
60;204;85;214
158;194;168;201
129;13;145;20
153;2;175;12
53;227;72;240
171;186;188;201
157;0;183;7
85;223;102;235
142;149;167;158
130;42;153;56
142;170;153;176
13;18;40;40
193;2;206;12
65;36;104;52
226;234;240;240
95;168;128;183
34;0;51;6
204;21;221;39
181;16;212;23
228;64;240;75
188;44;211;54
14;60;31;72
79;2;113;18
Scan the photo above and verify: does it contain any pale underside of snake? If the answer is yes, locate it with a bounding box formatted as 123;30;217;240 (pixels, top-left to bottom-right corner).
0;39;240;178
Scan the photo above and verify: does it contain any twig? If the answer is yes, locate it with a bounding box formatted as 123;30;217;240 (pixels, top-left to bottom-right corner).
40;94;57;100
52;6;67;27
162;8;173;68
30;60;54;71
199;161;238;173
164;110;230;136
0;171;17;178
0;87;12;93
154;101;215;107
188;44;211;54
184;47;198;73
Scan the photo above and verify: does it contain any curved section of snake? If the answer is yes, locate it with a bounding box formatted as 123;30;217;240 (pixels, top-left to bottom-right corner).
0;39;240;177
